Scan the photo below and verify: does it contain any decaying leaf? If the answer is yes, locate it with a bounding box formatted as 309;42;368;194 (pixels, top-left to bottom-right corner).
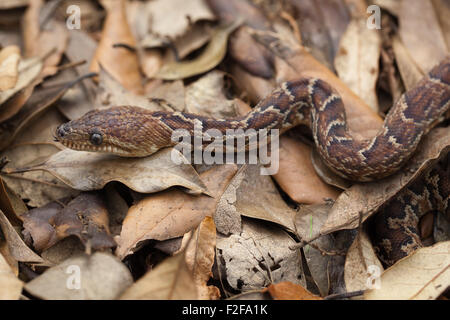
22;193;116;252
25;252;133;300
6;148;208;195
364;241;450;300
115;164;237;259
216;218;305;292
120;248;197;300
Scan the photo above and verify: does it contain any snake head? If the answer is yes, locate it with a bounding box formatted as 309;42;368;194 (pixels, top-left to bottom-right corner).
55;106;169;157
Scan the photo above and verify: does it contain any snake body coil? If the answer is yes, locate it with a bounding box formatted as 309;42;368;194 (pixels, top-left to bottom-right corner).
56;58;450;265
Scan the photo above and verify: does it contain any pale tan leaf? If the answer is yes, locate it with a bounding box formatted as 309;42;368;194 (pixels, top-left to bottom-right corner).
0;252;23;300
344;231;384;293
7;148;208;195
145;0;215;39
335;18;381;111
364;241;450;300
0;56;42;105
120;250;197;300
399;0;448;72
0;46;20;91
25;252;133;300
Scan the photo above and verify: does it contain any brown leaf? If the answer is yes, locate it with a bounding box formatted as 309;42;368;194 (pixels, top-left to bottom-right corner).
120;249;197;300
25;252;133;300
273;136;341;204
115;164;237;259
22;193;116;252
265;281;322;300
90;0;143;94
185;216;220;300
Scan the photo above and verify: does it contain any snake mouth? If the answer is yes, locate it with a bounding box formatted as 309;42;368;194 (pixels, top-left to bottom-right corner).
59;139;132;156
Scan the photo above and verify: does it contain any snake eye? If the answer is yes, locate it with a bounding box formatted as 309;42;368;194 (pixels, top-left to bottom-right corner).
89;132;103;146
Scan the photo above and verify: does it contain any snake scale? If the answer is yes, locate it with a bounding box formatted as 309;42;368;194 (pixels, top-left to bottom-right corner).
56;57;450;265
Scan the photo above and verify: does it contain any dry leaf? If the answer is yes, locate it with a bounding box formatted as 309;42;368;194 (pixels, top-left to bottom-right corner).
22;193;116;252
399;0;448;73
7;148;208;195
145;0;215;39
0;252;23;300
156;21;241;80
216;218;305;292
91;0;143;94
274;136;341;204
335;17;381;111
0;56;41;106
120;249;197;300
364;241;450;300
265;281;322;300
185;216;220;300
391;35;424;90
25;252;133;300
0;209;43;263
344;231;384;293
0;45;20;91
215;164;297;234
115;164;237;259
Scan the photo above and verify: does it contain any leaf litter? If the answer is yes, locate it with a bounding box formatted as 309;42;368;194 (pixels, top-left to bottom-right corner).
0;0;448;302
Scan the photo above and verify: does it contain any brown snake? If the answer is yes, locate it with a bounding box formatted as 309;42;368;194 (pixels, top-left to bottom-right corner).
56;57;450;265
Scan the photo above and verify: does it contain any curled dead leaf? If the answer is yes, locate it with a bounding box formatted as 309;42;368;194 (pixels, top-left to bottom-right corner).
6;148;208;195
156;21;242;80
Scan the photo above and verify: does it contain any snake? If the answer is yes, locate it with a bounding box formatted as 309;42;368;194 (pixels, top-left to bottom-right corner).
55;57;450;264
372;154;449;266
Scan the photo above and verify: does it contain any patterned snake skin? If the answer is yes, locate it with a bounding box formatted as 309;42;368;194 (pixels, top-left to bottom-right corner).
55;57;450;263
373;154;449;266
